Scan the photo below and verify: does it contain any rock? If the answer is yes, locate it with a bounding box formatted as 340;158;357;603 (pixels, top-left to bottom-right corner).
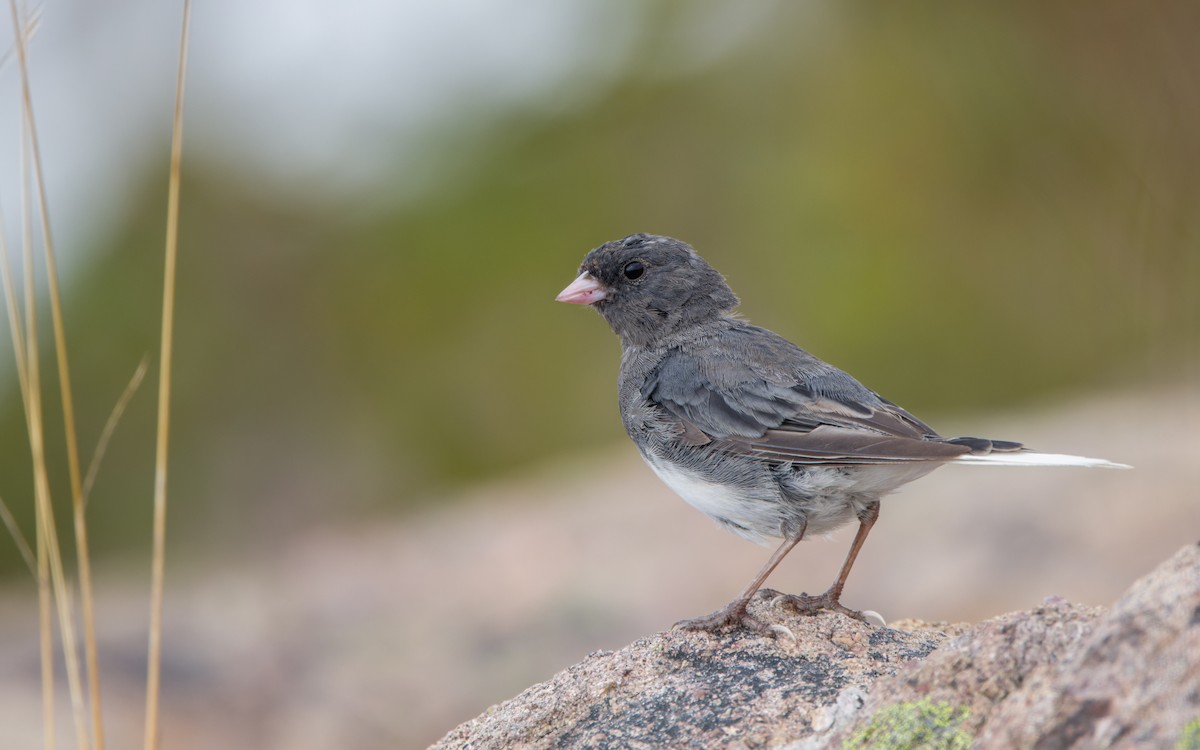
430;607;953;749
823;543;1200;749
975;542;1200;749
807;599;1105;747
432;544;1200;749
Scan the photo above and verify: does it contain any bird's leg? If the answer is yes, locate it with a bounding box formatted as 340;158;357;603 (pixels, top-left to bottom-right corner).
766;500;880;622
674;518;807;634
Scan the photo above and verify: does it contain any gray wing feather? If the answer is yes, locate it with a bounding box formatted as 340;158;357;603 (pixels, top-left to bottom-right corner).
717;426;970;464
641;323;970;464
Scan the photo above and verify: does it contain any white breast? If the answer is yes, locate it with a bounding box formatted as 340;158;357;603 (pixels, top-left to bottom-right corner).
642;453;790;545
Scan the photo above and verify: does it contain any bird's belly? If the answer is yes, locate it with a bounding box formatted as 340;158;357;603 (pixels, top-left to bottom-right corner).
642;452;940;544
780;463;940;535
641;452;791;545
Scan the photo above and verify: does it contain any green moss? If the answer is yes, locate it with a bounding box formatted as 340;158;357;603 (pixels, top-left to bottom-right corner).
1177;717;1200;750
843;699;973;750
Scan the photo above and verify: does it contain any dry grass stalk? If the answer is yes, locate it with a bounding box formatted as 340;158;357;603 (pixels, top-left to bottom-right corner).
144;2;192;749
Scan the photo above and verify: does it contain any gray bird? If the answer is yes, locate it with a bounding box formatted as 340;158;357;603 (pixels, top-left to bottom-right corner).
557;233;1128;634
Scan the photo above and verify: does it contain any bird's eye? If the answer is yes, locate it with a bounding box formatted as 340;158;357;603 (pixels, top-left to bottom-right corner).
623;261;645;280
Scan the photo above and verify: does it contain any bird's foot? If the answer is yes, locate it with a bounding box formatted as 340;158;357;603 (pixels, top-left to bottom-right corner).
673;598;774;635
758;587;869;623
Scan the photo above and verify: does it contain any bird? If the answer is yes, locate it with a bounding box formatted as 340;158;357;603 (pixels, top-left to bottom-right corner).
555;233;1129;635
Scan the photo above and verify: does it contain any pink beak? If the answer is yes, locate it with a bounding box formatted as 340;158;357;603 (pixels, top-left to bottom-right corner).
556;272;608;305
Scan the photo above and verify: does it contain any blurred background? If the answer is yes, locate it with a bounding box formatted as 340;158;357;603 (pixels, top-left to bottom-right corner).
0;1;1197;748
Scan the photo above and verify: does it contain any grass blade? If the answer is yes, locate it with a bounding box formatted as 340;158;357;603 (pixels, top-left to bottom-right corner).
0;494;35;575
83;357;149;507
9;0;95;745
145;2;192;748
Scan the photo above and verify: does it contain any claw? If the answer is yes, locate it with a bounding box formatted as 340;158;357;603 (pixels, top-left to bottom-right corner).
772;590;871;623
674;599;772;635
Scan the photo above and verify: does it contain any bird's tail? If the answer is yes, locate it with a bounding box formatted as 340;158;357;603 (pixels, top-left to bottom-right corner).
952;451;1131;469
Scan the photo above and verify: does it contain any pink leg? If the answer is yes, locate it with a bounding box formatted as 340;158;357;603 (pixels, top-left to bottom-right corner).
674;518;807;634
767;501;880;621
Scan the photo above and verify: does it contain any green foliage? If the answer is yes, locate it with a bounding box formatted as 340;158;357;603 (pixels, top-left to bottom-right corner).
843;699;973;750
1178;717;1200;750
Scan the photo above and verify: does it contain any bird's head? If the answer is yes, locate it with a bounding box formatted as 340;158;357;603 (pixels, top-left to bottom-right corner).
556;234;739;347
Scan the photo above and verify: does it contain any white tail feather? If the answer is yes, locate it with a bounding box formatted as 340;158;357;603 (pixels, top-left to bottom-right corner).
953;452;1131;469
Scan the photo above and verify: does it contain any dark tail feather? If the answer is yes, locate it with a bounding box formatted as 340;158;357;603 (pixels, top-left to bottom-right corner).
944;436;1025;455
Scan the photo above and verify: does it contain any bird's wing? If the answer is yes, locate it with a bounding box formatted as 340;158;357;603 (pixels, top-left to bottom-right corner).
641;324;977;465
